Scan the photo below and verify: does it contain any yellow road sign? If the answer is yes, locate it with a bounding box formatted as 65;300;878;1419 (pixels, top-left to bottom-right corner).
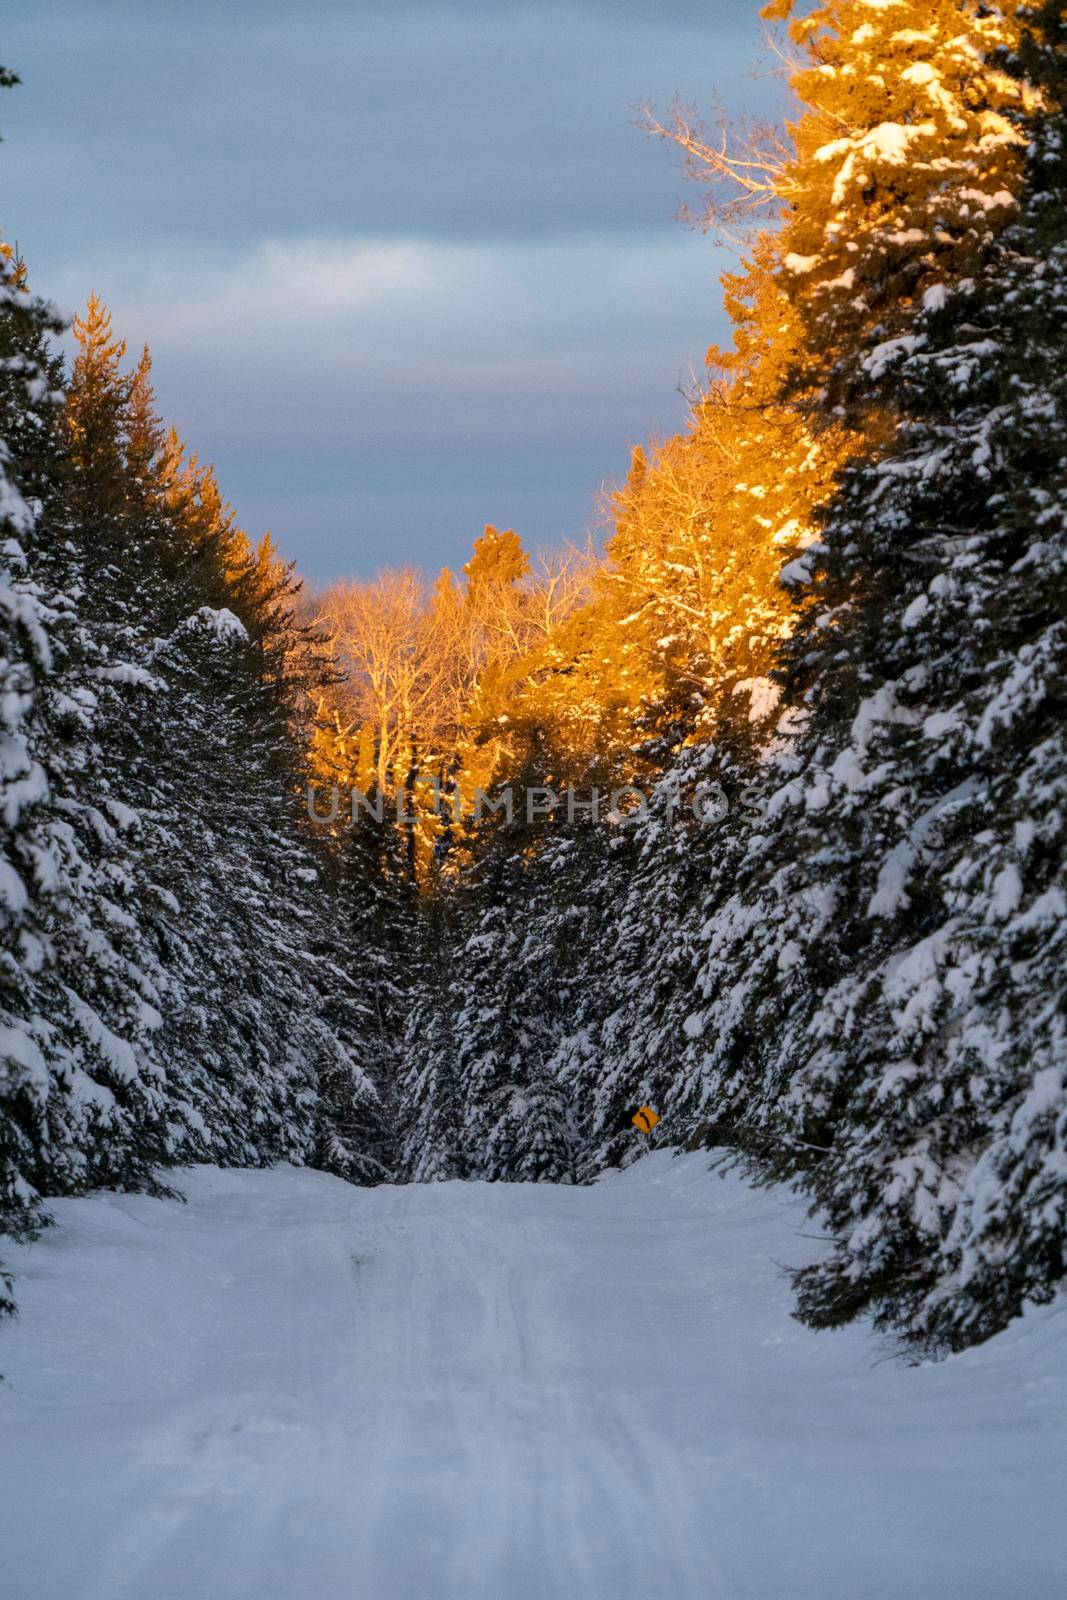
632;1105;660;1134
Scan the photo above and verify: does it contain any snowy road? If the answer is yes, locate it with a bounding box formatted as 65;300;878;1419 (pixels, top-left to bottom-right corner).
2;1153;1065;1600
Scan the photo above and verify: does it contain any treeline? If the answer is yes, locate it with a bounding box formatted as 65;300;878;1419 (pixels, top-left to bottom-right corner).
0;200;390;1308
329;0;1064;1352
305;527;594;877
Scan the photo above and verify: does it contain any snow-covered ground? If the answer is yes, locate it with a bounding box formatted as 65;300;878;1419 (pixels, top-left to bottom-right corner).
2;1153;1065;1600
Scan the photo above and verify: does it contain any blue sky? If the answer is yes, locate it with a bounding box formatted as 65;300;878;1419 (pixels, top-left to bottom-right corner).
2;1;784;581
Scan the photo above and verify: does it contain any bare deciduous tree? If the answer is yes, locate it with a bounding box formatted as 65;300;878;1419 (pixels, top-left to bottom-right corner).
310;530;596;792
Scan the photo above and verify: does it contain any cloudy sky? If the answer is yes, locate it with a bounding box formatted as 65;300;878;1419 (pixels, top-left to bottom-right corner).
2;0;784;580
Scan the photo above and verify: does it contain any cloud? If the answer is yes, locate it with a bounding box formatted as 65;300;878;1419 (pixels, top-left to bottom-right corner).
43;229;733;578
2;1;784;255
54;227;729;438
57;231;728;364
1;0;781;578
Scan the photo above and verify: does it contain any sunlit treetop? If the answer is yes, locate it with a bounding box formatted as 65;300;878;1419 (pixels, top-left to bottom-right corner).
463;524;530;591
765;0;1031;391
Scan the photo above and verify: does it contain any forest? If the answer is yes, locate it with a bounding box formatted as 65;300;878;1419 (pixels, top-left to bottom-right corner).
1;0;1065;1361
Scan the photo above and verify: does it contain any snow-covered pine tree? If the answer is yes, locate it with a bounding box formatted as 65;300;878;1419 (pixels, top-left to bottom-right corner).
452;839;576;1183
86;346;383;1181
553;742;758;1176
765;0;1029;405
398;893;466;1182
399;800;617;1186
309;729;417;1184
0;231;387;1298
0;262;194;1284
621;0;1067;1349
0;231;68;1309
756;0;1067;1348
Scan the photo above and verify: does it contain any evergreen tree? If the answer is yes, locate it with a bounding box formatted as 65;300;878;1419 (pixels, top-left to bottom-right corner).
0;244;387;1311
761;0;1067;1346
451;839;576;1182
399;895;465;1182
581;0;1067;1348
0;241;68;1309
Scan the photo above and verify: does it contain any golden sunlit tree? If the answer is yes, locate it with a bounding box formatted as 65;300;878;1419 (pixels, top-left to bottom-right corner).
309;526;593;876
570;0;1033;748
